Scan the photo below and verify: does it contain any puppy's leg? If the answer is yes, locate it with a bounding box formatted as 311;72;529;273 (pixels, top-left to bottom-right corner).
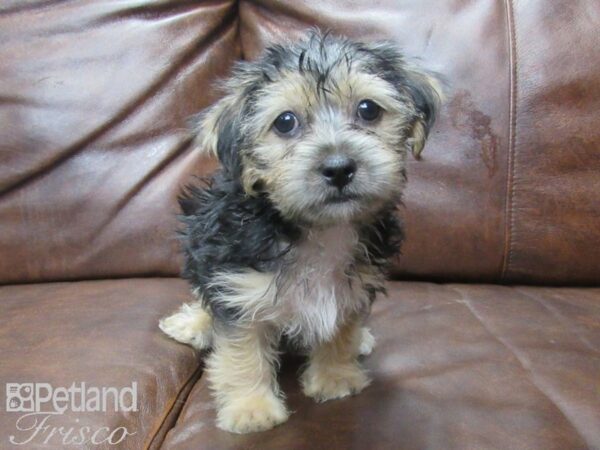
208;324;288;433
159;301;213;350
301;317;371;402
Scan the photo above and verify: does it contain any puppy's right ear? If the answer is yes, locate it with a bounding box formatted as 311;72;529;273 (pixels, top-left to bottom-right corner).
192;92;242;170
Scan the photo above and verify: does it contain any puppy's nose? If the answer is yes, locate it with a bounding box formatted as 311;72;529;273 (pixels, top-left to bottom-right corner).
320;154;357;189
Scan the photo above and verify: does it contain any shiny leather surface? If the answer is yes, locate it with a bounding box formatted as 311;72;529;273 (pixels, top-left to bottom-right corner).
0;278;199;449
161;281;600;450
1;1;599;284
0;0;235;283
239;0;600;284
240;0;511;283
503;0;600;283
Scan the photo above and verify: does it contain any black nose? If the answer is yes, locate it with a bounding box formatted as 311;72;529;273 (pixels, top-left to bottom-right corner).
320;154;357;189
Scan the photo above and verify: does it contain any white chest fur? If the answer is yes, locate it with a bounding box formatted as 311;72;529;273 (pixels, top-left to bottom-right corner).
209;225;370;346
275;225;368;345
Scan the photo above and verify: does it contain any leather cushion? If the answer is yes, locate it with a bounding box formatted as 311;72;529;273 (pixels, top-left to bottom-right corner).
1;0;598;285
238;0;600;284
161;281;600;449
0;278;199;449
0;0;236;283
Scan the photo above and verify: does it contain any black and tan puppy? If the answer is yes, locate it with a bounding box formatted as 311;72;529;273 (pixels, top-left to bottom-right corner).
160;30;441;434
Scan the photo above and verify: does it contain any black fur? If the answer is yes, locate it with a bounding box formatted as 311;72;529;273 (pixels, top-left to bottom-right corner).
201;31;438;175
230;31;439;141
359;42;439;135
178;176;403;323
179;31;419;324
358;205;404;268
178;172;301;322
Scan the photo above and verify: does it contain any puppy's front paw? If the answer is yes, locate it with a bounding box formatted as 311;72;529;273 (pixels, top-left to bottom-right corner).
159;303;213;350
216;392;289;434
358;327;376;356
301;362;371;403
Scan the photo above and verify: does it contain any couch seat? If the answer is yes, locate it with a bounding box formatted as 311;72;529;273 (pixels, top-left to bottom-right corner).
0;278;199;449
161;281;600;450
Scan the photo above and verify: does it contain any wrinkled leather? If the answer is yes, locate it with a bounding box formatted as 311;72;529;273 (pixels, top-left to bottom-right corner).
0;278;199;449
238;0;600;284
0;0;236;283
161;281;600;450
1;1;599;285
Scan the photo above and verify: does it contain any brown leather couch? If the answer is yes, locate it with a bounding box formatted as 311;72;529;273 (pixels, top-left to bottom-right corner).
1;1;599;449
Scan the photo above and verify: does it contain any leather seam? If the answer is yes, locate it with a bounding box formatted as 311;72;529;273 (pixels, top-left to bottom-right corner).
145;363;203;450
501;0;518;280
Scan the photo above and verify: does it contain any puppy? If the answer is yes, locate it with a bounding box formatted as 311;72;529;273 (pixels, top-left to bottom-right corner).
160;30;441;434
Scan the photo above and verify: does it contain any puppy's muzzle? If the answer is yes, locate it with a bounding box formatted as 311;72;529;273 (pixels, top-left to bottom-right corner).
320;154;357;190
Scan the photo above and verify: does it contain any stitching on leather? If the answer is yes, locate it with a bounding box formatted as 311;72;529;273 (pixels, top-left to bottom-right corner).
145;363;203;450
501;0;518;280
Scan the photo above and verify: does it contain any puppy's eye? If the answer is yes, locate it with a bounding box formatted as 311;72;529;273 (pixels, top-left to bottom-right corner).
273;111;299;136
357;99;382;122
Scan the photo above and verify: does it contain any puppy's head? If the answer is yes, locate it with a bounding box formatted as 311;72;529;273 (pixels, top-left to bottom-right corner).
196;30;441;225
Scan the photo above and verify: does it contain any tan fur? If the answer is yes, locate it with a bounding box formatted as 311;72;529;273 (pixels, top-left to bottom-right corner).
196;95;237;157
208;225;375;346
160;226;379;432
301;317;371;402
158;301;213;350
237;69;411;223
160;32;441;434
404;68;444;158
207;324;288;433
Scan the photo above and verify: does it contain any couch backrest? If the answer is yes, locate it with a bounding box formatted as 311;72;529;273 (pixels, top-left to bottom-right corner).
1;0;598;285
0;1;235;283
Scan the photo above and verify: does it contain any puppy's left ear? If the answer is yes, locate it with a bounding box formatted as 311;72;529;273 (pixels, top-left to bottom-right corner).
363;41;443;159
402;67;443;159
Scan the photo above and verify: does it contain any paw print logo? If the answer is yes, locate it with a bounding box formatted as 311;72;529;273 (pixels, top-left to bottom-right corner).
6;383;34;412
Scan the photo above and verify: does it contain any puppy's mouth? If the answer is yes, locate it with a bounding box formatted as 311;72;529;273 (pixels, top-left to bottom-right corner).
324;192;361;204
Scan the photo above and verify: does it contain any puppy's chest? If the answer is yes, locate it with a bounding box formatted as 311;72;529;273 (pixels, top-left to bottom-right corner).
273;226;367;344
